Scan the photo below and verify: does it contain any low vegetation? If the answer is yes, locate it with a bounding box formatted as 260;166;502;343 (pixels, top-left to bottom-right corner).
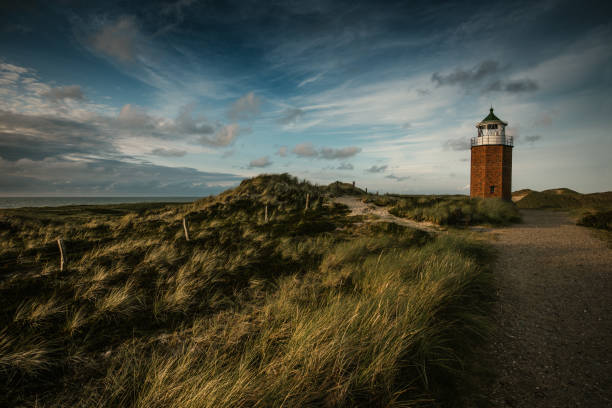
365;194;520;226
1;174;497;407
576;210;612;231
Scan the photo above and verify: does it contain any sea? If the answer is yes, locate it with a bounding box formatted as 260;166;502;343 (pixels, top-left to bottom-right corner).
0;197;201;209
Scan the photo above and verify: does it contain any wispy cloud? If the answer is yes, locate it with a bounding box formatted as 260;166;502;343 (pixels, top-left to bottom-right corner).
386;174;410;182
298;72;324;88
42;85;85;102
228;92;261;121
292;143;361;160
366;164;387;173
277;107;304;125
443;137;470;151
90;16;142;63
524;135;542;143
484;78;538;93
432;60;500;87
432;60;538;94
337;162;353;170
151;147;187;157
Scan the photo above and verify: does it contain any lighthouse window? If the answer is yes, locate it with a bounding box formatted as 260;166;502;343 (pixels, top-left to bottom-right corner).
487;124;498;129
490;185;496;194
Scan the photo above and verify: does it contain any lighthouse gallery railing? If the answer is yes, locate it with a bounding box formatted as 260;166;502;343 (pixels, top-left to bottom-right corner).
471;135;514;147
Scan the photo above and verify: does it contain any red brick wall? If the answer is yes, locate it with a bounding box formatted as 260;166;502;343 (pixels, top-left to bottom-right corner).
470;145;512;200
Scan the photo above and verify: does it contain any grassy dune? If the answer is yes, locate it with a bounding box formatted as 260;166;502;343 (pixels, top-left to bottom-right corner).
513;188;612;210
512;188;612;232
1;174;496;407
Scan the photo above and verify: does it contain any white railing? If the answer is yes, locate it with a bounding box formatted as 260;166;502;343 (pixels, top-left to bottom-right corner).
471;135;513;147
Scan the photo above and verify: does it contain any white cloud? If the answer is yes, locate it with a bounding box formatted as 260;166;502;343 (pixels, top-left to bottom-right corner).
277;146;288;157
292;142;318;157
201;123;239;147
0;63;28;74
319;146;361;159
249;156;272;168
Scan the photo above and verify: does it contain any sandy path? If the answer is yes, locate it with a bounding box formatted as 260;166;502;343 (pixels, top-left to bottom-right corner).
487;210;612;407
332;196;440;233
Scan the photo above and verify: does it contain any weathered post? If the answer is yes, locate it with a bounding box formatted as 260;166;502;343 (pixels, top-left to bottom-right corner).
365;187;368;194
182;216;190;241
305;193;310;212
57;238;66;272
352;181;355;187
264;204;269;223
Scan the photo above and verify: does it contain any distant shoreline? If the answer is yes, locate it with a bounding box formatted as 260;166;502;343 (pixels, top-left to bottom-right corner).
0;196;200;209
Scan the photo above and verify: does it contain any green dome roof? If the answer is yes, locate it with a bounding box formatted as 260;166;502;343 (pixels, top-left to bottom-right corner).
481;107;506;123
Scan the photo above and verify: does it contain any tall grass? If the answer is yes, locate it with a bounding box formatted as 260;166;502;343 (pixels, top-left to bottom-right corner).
0;174;494;407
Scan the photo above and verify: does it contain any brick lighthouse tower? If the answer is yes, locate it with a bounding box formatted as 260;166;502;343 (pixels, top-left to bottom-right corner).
470;107;513;200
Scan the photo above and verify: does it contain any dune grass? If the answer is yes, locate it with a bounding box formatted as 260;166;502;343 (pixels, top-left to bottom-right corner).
365;194;520;226
1;174;495;407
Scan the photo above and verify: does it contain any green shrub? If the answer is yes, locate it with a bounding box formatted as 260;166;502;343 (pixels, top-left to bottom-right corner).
388;196;519;226
577;210;612;230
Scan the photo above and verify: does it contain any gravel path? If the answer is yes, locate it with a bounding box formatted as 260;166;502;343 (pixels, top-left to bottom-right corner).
332;196;440;233
487;210;612;407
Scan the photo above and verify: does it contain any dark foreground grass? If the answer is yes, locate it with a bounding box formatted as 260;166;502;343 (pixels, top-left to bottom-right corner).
1;174;494;407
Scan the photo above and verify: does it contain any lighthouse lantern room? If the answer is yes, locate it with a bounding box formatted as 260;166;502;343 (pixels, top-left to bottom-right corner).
470;108;513;200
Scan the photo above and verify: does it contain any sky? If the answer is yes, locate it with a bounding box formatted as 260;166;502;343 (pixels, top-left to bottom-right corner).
0;0;611;196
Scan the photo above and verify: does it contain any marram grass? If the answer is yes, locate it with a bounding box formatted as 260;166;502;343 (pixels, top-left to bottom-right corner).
0;174;495;407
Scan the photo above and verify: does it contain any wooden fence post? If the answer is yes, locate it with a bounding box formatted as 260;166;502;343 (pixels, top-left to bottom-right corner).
305;193;310;212
57;238;66;272
264;204;269;223
182;217;190;241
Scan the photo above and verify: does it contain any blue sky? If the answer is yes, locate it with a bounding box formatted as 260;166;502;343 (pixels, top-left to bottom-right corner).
1;0;611;196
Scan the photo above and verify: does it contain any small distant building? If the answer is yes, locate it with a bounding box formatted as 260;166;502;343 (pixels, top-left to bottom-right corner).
470;108;513;200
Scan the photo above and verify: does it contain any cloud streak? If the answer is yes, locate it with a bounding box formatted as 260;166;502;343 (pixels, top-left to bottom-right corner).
366;164;387;173
443;137;470;151
432;60;538;94
42;85;84;101
432;60;500;87
0;156;241;195
292;143;361;160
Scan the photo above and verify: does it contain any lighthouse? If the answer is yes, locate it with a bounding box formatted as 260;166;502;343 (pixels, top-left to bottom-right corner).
470;108;513;200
